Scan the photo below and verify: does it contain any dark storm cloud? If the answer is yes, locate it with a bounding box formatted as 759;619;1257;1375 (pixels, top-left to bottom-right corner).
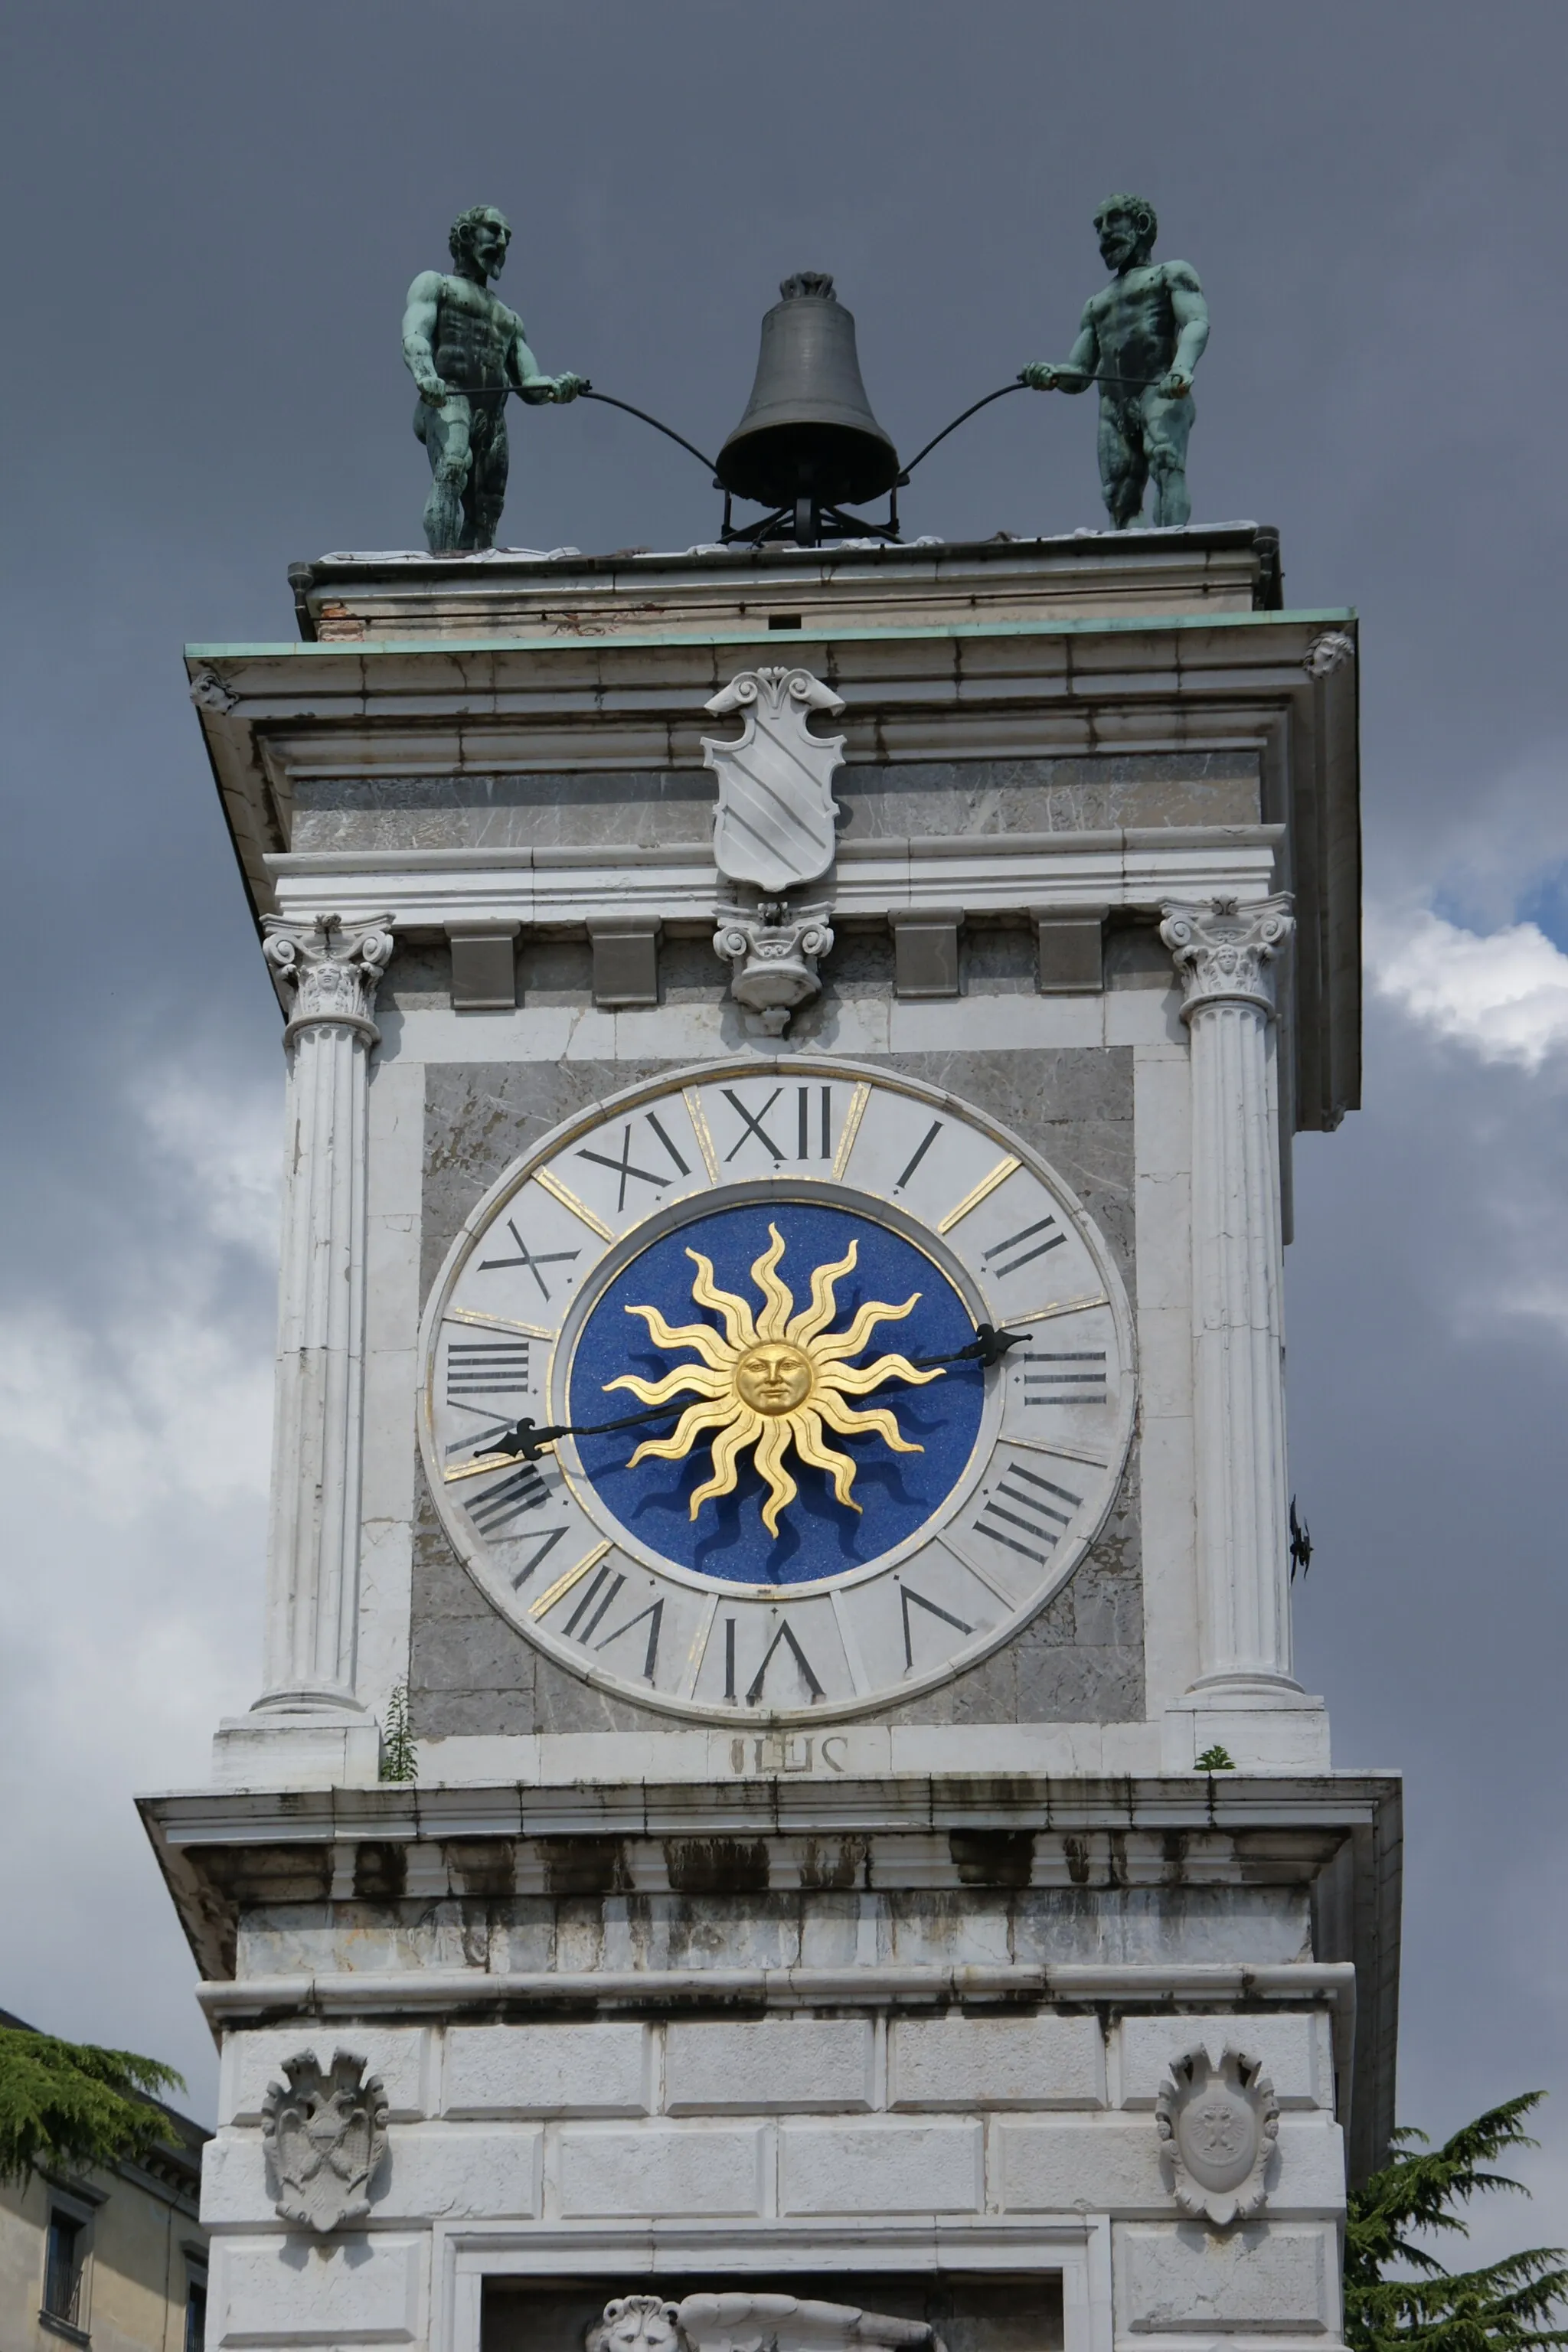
1;2;1563;2202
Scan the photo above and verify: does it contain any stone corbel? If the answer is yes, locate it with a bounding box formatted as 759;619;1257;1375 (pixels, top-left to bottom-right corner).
446;920;519;1011
890;907;962;1000
590;916;662;1008
714;901;835;1037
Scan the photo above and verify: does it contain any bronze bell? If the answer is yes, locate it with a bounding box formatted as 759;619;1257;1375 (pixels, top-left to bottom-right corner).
717;273;900;533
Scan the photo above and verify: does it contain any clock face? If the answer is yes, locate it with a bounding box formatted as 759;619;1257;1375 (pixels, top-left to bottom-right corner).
418;1060;1135;1723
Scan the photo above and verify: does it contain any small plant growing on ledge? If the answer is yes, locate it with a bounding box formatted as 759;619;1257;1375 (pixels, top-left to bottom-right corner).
1196;1743;1236;1772
378;1683;417;1782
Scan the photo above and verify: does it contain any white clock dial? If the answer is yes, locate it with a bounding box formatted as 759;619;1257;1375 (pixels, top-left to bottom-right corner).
418;1060;1136;1723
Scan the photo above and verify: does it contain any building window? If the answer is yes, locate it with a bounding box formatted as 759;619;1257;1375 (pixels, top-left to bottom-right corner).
42;2207;86;2330
185;2274;208;2352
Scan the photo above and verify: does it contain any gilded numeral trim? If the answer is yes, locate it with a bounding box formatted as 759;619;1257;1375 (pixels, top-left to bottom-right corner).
936;1154;1021;1235
830;1081;871;1179
447;1306;557;1341
1004;1292;1110;1326
528;1540;613;1620
683;1086;720;1182
534;1168;616;1240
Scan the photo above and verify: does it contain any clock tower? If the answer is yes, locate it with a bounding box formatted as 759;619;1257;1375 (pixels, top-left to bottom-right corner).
147;531;1396;2352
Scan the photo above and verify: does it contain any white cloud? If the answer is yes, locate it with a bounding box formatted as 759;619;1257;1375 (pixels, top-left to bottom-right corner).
0;1056;279;2102
1369;906;1568;1068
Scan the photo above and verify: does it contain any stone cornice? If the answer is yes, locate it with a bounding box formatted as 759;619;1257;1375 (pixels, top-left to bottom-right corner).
261;830;1285;935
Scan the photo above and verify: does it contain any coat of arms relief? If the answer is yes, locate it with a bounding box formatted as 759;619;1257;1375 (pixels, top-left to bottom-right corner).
260;2049;390;2234
704;667;845;1036
1155;2043;1280;2226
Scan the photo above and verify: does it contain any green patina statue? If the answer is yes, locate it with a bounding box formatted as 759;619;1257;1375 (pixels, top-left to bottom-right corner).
402;205;584;554
1023;194;1209;529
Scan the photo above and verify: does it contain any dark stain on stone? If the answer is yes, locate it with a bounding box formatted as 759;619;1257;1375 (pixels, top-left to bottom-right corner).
799;1838;870;1890
200;1844;335;1905
949;1829;1035;1887
1063;1835;1092;1886
538;1838;631;1896
664;1838;772;1894
443;1839;518;1900
353;1843;408;1902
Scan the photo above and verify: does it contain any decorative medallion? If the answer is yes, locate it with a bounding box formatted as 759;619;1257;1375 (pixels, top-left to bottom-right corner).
420;1059;1135;1720
1155;2044;1279;2226
260;2049;390;2234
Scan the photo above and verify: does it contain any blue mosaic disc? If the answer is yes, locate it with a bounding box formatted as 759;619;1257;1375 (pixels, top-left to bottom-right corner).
567;1198;985;1586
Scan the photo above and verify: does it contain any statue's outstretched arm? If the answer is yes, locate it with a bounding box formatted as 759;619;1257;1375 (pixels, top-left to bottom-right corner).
1022;302;1099;394
402;273;446;403
511;322;584;406
1163;266;1210;396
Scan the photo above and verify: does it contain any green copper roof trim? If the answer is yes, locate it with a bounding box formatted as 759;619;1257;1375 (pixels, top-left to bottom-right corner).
185;607;1356;662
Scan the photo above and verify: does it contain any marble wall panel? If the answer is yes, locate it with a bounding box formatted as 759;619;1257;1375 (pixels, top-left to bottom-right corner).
290;754;1259;854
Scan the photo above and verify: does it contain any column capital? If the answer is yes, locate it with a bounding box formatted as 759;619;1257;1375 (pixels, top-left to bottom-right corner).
1159;894;1294;1021
263;913;394;1046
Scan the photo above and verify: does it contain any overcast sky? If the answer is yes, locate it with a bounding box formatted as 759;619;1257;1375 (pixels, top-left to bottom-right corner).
2;0;1565;2248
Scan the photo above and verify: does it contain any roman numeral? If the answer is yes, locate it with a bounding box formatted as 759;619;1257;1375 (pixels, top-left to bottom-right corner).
893;1120;943;1192
467;1460;549;1536
560;1562;627;1644
446;1338;531;1401
899;1581;974;1671
478;1218;580;1298
973;1462;1084;1566
507;1524;573;1591
576;1112;692;1210
982;1214;1065;1277
645;1111;691;1178
745;1620;825;1707
792;1085;832;1161
1023;1351;1108;1403
718;1085;834;1166
722;1087;786;1162
593;1596;665;1681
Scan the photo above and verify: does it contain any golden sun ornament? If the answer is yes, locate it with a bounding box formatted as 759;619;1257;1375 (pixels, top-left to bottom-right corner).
605;1223;946;1536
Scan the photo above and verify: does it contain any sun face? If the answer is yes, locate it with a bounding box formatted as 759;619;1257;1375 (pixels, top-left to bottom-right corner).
604;1222;945;1537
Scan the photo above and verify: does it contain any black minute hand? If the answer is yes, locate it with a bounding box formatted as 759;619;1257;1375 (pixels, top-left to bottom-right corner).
472;1322;1028;1466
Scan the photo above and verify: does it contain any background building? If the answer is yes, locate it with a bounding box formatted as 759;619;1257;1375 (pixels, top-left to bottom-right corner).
0;2011;209;2352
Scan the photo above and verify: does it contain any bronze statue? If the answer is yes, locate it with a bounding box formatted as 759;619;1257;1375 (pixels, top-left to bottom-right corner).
401;205;584;553
1023;194;1209;528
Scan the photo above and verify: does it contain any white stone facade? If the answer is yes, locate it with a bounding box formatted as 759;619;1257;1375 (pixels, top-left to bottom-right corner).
150;531;1390;2352
202;2011;1343;2349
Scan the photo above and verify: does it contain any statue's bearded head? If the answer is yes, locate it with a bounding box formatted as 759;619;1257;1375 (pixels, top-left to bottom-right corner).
1094;194;1158;271
449;204;511;283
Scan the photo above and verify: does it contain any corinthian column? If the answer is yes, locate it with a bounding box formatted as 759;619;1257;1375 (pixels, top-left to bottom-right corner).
1159;895;1299;1700
250;913;394;1725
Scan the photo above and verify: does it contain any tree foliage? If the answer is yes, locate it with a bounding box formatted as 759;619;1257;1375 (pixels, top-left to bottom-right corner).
1346;2092;1568;2352
0;2027;185;2184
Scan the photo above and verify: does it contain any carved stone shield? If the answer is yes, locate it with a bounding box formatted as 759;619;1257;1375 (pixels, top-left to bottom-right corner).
261;2048;390;2234
1155;2045;1279;2226
702;667;846;895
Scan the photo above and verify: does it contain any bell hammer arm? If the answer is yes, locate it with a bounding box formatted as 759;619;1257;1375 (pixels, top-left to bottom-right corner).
1021;302;1100;395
